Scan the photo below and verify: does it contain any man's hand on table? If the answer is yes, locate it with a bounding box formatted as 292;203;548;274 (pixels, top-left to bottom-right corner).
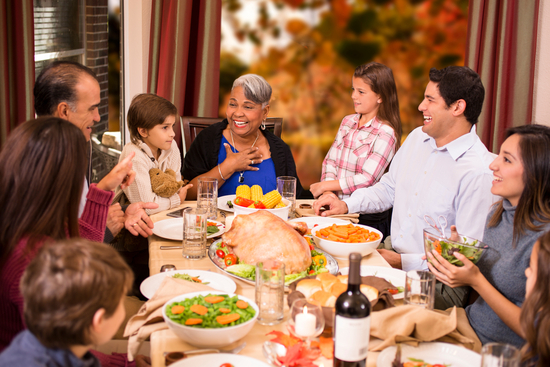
125;202;159;237
313;192;348;216
377;249;402;269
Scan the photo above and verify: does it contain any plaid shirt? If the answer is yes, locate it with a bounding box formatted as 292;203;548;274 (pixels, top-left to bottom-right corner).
321;114;396;199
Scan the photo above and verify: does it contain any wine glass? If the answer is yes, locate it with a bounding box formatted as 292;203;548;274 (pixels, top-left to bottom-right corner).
289;299;325;349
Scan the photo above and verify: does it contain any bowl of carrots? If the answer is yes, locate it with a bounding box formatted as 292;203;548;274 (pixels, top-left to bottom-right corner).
311;223;383;260
162;291;259;348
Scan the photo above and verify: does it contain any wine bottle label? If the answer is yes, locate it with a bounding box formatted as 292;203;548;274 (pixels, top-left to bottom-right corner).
334;315;370;361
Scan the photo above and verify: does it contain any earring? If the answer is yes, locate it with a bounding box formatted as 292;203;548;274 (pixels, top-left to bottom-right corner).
377;99;382;104
261;119;266;130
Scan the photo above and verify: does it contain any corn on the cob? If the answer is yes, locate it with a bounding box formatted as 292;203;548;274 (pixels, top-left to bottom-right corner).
248;203;255;208
236;185;251;200
250;185;263;202
275;201;286;208
261;190;282;209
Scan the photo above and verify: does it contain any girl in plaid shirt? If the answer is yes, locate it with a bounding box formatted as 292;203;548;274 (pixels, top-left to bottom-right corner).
310;62;402;239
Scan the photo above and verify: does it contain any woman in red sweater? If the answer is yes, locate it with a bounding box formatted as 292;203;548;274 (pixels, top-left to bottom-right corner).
0;117;140;365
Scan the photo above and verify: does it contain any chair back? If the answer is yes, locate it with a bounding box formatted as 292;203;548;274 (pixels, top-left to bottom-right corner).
181;117;283;155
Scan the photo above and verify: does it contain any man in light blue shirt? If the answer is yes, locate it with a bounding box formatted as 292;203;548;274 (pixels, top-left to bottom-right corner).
314;66;496;271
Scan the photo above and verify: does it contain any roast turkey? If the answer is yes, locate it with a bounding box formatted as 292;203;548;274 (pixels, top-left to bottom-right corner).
222;211;312;274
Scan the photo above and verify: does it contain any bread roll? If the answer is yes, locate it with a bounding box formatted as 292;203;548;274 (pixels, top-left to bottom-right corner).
360;284;379;302
309;290;337;308
337;275;348;284
296;279;322;298
330;281;347;298
316;273;338;292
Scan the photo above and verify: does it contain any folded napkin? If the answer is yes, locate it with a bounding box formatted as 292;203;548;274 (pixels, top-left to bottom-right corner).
294;206;360;224
369;306;482;352
124;276;215;361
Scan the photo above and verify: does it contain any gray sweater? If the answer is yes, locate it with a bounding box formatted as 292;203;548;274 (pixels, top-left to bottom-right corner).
466;200;550;347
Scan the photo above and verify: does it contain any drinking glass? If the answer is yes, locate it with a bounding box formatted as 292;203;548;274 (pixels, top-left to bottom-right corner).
277;176;296;218
197;177;218;220
404;270;435;309
289;299;325;349
182;208;208;260
255;259;285;325
481;343;521;367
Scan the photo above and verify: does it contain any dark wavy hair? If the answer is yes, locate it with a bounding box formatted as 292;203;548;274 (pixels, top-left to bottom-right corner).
520;231;550;367
0;117;87;267
429;66;484;125
354;62;402;150
488;125;550;245
34;61;98;116
21;239;133;348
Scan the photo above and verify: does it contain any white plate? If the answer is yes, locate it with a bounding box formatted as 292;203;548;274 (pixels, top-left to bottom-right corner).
152;218;225;241
340;265;406;300
218;194;236;212
139;269;236;299
377;342;481;367
171;353;271;367
289;217;349;228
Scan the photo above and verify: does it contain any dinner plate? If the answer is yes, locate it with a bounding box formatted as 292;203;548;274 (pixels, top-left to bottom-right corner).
170;353;271;367
218;194;236;212
208;239;339;286
139;269;237;299
339;265;406;300
377;342;481;367
289;217;349;228
152;218;225;241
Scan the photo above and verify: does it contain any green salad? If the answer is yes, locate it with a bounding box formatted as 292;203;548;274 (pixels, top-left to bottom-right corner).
172;273;209;285
166;294;255;328
425;237;485;267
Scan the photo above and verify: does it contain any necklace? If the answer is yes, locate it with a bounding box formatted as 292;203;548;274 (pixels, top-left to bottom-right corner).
229;129;260;183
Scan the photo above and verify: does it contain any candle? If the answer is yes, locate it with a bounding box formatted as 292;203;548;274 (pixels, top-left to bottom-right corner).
295;306;316;337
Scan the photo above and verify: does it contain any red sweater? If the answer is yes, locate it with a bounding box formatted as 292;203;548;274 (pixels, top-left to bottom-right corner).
0;184;113;350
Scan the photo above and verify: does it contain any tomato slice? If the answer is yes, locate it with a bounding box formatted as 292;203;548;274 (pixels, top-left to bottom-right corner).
220;364;234;367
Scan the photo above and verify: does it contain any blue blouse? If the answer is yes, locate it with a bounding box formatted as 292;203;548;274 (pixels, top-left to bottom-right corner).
217;135;277;196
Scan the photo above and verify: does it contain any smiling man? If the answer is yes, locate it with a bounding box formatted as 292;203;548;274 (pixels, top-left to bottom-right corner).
314;66;496;275
33;61;157;244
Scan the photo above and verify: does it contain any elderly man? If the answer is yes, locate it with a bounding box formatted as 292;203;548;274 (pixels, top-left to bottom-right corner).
315;66;496;274
34;61;157;242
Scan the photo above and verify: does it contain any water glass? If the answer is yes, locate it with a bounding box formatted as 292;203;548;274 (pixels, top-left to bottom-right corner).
277;176;296;217
182;208;207;260
404;270;435;309
197;177;218;220
481;343;521;367
255;259;285;325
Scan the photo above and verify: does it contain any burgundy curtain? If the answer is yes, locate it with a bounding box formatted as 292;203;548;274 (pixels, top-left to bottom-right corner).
0;0;35;148
465;0;540;152
148;0;221;150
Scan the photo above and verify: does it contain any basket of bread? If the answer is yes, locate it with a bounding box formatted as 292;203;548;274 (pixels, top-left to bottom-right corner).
287;272;397;327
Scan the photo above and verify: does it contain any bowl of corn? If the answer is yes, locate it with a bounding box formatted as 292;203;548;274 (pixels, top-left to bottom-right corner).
232;184;291;220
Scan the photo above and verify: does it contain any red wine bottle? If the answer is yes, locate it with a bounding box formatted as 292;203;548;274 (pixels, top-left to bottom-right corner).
333;252;372;367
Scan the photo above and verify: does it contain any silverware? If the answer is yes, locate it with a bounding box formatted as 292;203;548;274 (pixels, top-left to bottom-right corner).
262;341;287;367
164;342;246;365
160;245;183;250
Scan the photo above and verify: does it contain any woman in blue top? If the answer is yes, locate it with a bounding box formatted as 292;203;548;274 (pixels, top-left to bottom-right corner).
183;74;302;198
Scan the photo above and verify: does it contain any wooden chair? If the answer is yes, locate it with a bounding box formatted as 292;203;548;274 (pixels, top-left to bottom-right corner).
181;116;283;156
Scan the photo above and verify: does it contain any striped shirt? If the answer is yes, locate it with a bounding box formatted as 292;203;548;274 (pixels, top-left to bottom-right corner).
321;114;397;199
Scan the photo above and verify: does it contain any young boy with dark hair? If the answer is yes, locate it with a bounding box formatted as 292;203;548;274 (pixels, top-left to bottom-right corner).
0;239;146;366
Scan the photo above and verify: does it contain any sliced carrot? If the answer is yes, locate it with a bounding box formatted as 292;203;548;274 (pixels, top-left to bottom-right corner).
185;318;203;325
190;304;208;315
171;305;185;314
204;296;225;304
190;277;202;283
216;313;240;325
236;300;249;309
219;308;231;313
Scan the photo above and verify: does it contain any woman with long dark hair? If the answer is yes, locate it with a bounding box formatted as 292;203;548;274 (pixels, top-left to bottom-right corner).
0;118;136;357
428;124;550;348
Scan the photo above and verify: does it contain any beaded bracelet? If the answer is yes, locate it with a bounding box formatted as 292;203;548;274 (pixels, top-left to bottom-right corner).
217;164;226;181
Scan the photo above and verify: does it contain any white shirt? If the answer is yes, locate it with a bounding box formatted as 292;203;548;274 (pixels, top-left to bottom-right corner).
344;126;497;271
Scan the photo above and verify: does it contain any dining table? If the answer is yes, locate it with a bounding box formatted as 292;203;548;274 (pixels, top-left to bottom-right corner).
147;200;393;367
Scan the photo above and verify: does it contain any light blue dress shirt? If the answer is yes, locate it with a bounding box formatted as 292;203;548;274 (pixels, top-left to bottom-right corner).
344;126;497;271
